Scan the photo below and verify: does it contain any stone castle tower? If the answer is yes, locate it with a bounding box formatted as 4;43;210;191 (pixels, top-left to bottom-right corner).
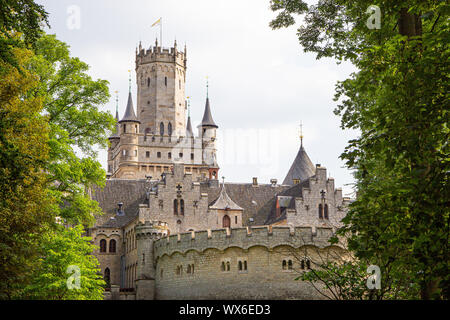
107;40;219;182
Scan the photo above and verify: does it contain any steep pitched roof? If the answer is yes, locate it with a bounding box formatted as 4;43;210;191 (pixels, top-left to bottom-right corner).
282;144;315;185
89;179;147;228
186;115;193;137
109;108;120;139
198;97;218;128
203;183;290;225
119;92;140;123
209;183;243;211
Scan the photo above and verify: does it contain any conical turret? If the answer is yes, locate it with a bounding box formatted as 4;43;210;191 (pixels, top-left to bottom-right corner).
119;91;140;123
282;141;315;185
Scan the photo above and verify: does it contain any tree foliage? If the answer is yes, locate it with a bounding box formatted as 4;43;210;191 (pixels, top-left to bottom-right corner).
29;34;115;226
0;0;48;71
0;42;53;299
17;225;105;300
270;0;449;299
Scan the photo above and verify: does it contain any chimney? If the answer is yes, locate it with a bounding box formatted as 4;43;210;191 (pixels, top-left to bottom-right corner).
270;179;277;187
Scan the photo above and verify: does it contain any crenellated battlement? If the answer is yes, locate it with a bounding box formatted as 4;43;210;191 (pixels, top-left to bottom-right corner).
136;43;186;68
153;225;339;260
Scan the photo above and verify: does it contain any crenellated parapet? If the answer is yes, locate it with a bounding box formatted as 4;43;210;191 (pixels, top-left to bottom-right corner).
153;225;339;260
135;221;169;240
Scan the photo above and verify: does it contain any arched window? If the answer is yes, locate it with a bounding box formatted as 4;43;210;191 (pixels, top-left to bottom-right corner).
168;152;171;159
306;259;311;270
226;261;230;271
319;204;323;219
238;261;243;271
282;260;287;270
180;199;184;216
104;268;110;286
173;199;178;215
244;261;247;271
221;262;225;272
164;76;167;86
187;264;191;274
288;260;293;270
223;215;230;228
301;260;305;270
168;122;172;136
160;122;164;135
109;239;116;253
324;204;329;220
100;239;107;252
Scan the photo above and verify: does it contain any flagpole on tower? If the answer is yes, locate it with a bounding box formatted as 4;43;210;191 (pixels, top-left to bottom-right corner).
160;17;162;47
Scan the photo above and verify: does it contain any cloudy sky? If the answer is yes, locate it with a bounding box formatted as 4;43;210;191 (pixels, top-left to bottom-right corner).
38;0;358;196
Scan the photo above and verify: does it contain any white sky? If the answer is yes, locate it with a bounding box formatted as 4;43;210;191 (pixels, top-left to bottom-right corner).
38;0;358;196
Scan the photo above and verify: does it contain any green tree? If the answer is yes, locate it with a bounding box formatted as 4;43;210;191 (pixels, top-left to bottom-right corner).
29;34;115;226
0;0;48;71
18;224;105;300
270;0;449;299
0;42;54;299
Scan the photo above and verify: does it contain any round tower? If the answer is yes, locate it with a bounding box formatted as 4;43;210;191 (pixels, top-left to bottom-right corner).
117;87;140;178
135;221;169;300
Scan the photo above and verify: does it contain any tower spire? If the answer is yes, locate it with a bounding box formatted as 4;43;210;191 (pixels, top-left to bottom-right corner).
300;121;304;147
186;96;193;137
128;70;132;93
115;91;119;119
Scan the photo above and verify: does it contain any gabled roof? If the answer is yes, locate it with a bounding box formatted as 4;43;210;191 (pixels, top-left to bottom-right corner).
209;183;243;211
198;97;218;128
282;144;315;185
119;92;140;123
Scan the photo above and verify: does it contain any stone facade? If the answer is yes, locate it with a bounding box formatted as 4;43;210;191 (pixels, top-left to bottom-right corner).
88;39;353;300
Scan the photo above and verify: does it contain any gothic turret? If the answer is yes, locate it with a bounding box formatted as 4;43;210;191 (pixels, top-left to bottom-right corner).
282;139;315;186
119;91;140;124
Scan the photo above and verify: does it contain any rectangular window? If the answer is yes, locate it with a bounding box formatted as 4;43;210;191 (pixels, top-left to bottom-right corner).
146;151;150;158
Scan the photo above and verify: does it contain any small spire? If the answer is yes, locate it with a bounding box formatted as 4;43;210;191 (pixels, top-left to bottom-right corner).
206;76;209;99
128;70;132;93
186;96;193;137
115;90;119;119
299;121;304;147
174;38;177;48
155;37;158;47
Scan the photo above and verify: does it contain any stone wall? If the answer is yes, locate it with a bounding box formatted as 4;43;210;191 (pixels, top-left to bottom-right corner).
151;226;343;300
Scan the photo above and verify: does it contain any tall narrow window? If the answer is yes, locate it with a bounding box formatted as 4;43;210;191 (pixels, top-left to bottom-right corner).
221;262;225;272
288;260;293;270
147;77;150;87
173;199;178;215
306;259;311;270
160;122;164;135
109;239;116;253
223;215;230;228
104;268;110;285
282;260;287;270
180;199;184;215
123;124;126;133
319;204;323;219
244;261;247;271
235;216;238;224
324;204;329;220
238;261;243;271
168;122;172;136
164;76;167;86
226;261;230;271
179;79;181;89
100;239;107;253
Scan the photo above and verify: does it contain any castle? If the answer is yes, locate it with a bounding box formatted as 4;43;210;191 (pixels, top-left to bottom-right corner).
88;39;352;300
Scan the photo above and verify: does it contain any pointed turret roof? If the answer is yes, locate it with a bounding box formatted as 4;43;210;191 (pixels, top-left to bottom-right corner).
109;93;120;139
186;115;193;137
282;143;316;185
119;91;140;123
199;97;218;128
209;183;243;211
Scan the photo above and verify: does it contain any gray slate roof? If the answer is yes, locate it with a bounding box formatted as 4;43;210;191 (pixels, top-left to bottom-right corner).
204;183;290;225
90;179;148;228
186;115;193;137
282;144;315;185
119;92;140;123
198;97;218;128
209;183;243;211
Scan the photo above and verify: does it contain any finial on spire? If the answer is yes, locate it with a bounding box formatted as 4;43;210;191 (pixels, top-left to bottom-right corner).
299;121;304;146
155;37;158;47
206;76;209;99
174;38;177;48
115;90;119;115
128;70;132;93
222;176;225;185
186;96;191;117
